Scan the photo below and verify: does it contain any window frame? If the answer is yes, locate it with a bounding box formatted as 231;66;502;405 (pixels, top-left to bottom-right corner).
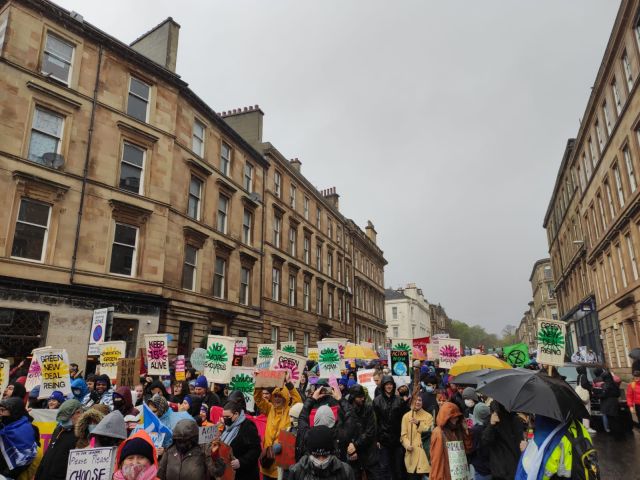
288;226;297;256
220;142;231;177
119;141;146;195
213;256;226;299
289;184;297;209
303;280;310;311
41;32;74;85
624;145;638;193
192;118;205;157
11;198;51;263
240;266;251;305
109;222;139;277
274;171;282;198
243;162;254;192
627;232;639;281
273;214;282;248
242;209;253;245
127;76;150;123
623;50;634;93
28;106;64;165
288;273;296;307
182;244;198;291
187;175;203;220
303;196;309;220
272;267;281;301
217;195;229;234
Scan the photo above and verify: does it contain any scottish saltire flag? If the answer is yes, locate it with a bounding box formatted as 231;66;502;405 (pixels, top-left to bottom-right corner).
142;403;173;447
0;417;38;469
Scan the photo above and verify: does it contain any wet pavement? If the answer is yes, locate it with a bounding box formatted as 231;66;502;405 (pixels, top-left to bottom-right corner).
593;427;640;478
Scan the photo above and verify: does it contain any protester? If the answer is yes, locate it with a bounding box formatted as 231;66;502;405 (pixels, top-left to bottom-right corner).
288;425;355;480
75;407;105;448
0;397;39;478
576;365;596;434
469;403;491;480
145;394;180;448
219;401;261;480
420;376;440;419
113;430;159;480
430;402;472;480
125;413;142;436
86;374;97;392
28;386;45;409
146;380;170;401
71;378;90;404
48;390;66;409
288;402;304;462
157;419;216;479
227;389;248;413
481;400;524;480
69;363;82;380
400;395;433;479
598;371;620;434
461;387;479;418
34;399;83;480
372;372;382;398
213;383;228;405
169;380;189;404
626;370;640;428
89;410;128;448
134;383;145;407
193;375;220;415
95;374;115;409
298;373;309;400
343;384;379;480
2;381;26;402
114;386;140;417
373;375;407;480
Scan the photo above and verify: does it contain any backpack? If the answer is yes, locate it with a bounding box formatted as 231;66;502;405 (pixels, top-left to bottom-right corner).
568;422;600;480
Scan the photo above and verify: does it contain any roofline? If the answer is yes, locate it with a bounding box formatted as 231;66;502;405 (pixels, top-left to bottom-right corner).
529;258;551;282
542;138;575;227
130;17;181;46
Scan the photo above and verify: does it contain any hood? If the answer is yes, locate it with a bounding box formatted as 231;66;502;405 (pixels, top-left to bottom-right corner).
313;405;336;428
91;410;127;440
271;386;291;409
114;386;134;411
436;401;462;428
0;397;27;424
147;380;169;398
71;378;89;401
75;408;105;440
186;394;204;419
227;390;246;410
380;375;395;396
172;418;199;441
115;430;158;468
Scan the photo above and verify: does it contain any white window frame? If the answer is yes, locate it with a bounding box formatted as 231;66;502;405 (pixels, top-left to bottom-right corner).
625;145;638;193
316;244;322;272
289;227;296;256
110;222;139;277
605;181;616;218
274;215;282;248
42;32;74;85
182;244;198;291
213;256;226;299
217;195;229;234
623;51;634;92
288;274;296;307
316;207;321;229
288;329;295;342
274;171;282;198
338;296;343;321
11;198;51;263
616;243;628;289
28;107;64;165
242;209;252;245
187;175;203;220
627;233;639;281
271;326;279;344
328;291;333;319
303;332;310;356
0;16;7;53
595;120;604;152
127;77;150;122
597;194;607;228
220;142;231;176
327;252;333;276
602;101;612;135
243;162;254;192
120;142;145;195
272;267;281;301
588;138;597;169
613;164;625;208
303;196;309;220
192;119;205;157
608;253;618;294
290;184;296;209
303;280;310;311
304;236;310;264
240;267;250;305
612;79;622;115
316;284;323;314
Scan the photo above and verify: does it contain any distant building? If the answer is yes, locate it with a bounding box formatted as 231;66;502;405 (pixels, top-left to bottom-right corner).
529;259;559;322
517;302;536;351
430;303;451;336
384;283;431;340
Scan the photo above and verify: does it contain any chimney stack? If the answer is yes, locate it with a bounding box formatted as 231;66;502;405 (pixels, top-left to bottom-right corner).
321;186;340;211
130;18;180;72
290;158;302;172
220;105;264;149
365;220;377;244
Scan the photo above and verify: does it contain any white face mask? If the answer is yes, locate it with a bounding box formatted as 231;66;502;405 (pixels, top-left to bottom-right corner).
464;399;476;408
310;455;331;469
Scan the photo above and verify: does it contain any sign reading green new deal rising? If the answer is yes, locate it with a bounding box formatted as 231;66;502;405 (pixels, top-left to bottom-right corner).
204;335;235;383
536;319;566;367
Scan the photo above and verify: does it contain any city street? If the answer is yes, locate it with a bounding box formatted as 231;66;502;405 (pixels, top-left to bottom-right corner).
594;428;640;477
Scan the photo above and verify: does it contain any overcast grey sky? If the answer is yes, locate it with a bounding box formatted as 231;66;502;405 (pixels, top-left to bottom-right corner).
55;0;619;334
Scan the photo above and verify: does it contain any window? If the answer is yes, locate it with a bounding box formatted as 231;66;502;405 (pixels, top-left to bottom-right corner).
627;233;639;281
303;280;310;311
288;329;295;342
220;142;231;176
623;51;634;92
393;327;399;337
240;267;250;305
595;120;604;151
316;207;321;229
603;101;612;135
119;142;145;194
42;33;74;84
338;296;343;321
625;145;638;193
0;17;7;52
273;215;282;248
288;227;297;256
11;199;50;262
591;206;600;237
581;153;592;183
597;194;607;228
616;244;628;289
217;195;229;233
182;245;197;290
327;252;333;276
328;292;333;318
192;119;205;157
337;258;342;282
242;209;252;245
272;267;281;301
346;301;351;324
213;257;226;298
604;181;616;218
337;227;342;244
607;253;618;294
316;283;323;314
588;139;597;169
303;332;310;356
303;235;310;264
303;196;309;219
109;223;138;276
274;171;282;198
327;219;333;239
392;306;398;319
127;77;150;122
612;79;622;115
288;274;296;307
290;184;296;209
271;326;279;344
243;163;254;192
187;176;203;220
316;244;322;272
613;164;625;207
28;107;64;164
636;18;640;56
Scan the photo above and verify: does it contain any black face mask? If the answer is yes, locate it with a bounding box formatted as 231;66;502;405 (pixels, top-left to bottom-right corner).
175;440;193;454
94;435;121;448
224;417;234;427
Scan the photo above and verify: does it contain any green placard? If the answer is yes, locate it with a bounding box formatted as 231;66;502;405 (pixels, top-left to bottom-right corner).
503;343;530;367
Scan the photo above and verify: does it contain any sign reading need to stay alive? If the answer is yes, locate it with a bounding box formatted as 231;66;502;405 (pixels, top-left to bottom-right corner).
145;334;169;376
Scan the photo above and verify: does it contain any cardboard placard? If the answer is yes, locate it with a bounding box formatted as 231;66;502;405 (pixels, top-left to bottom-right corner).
390;349;410;376
116;358;138;389
88;308;110;356
256;344;276;370
99;342;126;380
66;446;116;480
438;338;461;370
25;348;47;393
447;440;470;480
280;341;297;354
175;355;186;381
229;367;255;412
307;348;319;362
204;335;235;384
391;338;413;352
254;370;286;389
275;430;297;468
0;358;9;397
199;424;220;444
536;319;566;367
274;350;306;387
317;341;341;378
145;334;169;376
503;343;530;368
37;348;71;399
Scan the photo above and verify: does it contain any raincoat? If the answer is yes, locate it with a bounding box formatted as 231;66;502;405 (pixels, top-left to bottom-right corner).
70;378;89;403
429;402;472;480
400;407;433;474
74;408;105;448
113;430;159;480
626;379;640;407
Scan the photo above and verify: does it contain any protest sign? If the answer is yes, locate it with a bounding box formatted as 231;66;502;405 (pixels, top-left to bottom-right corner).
198;424;219;445
321;337;347;359
116;358;138;389
317;341;341;378
360;341;375;351
391;338;413;353
390;349;410;376
88;308;111;356
438;338;461;370
25;348;47;392
356;369;377;399
37;348;71;398
503;343;530;368
218;443;234;480
229;366;255;412
175;355;186;381
427;338;440;362
145;334;169;376
307;348;319;362
537;319;566;367
256;343;276;370
204;335;235;383
413;336;430;356
447;440;470;480
255;369;286;389
281;341;297;354
66;446;116;480
190;348;207;371
275;430;297;468
99;341;126;380
0;358;9;396
433;333;450;339
274;350;306;387
234;337;248;356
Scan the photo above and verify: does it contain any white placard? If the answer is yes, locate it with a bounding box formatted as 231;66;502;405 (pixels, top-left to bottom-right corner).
98;341;126;380
88;308;110;356
274;350;306;387
204;335;235;384
37;348;71;399
0;358;9;396
229;366;255;412
317;341;341;378
256;344;276;370
66;446;116;480
356;368;377;399
145;334;170;376
536;319;566;367
438;338;461;370
199;424;218;444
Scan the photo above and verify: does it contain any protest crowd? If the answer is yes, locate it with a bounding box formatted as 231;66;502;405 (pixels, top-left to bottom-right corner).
0;331;627;480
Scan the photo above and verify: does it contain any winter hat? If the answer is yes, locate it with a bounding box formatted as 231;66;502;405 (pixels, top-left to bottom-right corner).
147;394;169;418
96;374;110;386
120;437;154;465
338;377;349;387
28;385;40;399
472;403;491;426
49;391;66;404
349;384;365;398
57;399;83;422
462;387;479;402
183;396;193;407
0;397;27;422
91;410;127;440
313;405;336;428
195;375;208;389
306;425;335;456
172;419;199;441
289;402;303;419
347;379;357;389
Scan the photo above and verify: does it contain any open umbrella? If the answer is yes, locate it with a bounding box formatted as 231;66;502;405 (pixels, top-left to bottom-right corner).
343;343;378;360
476;369;589;422
448;354;512;376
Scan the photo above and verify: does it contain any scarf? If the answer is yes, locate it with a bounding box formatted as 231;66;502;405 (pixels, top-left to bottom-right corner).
113;463;158;480
515;421;567;480
0;416;38;469
220;411;246;445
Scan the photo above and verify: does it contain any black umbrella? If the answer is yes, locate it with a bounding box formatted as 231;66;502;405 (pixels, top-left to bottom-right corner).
476;369;589;422
451;368;530;386
629;347;640;361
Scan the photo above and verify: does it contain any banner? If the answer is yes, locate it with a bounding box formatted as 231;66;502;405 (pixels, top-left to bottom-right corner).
37;348;71;398
229;366;255;412
234;337;248;356
116;358;138;389
67;446;116;480
175;355;186;381
88;308;110;356
536;319;566;367
307;348;319;362
145;334;169;376
356;368;377;399
0;358;9;396
99;341;126;380
256;344;276;370
317;341;341;378
204;335;235;384
280;341;297;354
413;336;430;355
31;408;57;455
503;343;530;368
427;338;440;362
322;337;347;359
25;348;47;392
438;338;461;369
390;349;410;376
190;348;207;372
274;350;306;387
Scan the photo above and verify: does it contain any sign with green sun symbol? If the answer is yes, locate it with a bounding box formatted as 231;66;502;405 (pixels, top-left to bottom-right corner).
536;319;566;367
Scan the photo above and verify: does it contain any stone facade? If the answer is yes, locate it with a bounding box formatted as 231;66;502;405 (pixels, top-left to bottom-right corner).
517;302;536;351
429;303;451;336
384;284;431;340
529;259;559;322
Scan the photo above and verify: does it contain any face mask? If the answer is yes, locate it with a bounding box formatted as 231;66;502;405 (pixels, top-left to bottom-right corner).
425;386;435;393
175;440;192;454
310;455;331;469
72;389;81;396
464;399;475;408
224;417;234;427
59;419;73;429
122;463;148;480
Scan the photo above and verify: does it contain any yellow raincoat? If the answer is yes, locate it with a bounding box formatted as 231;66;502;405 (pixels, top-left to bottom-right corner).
401;408;433;474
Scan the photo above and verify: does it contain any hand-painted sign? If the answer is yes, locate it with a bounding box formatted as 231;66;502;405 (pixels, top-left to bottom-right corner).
413;336;430;356
503;343;530;368
37;348;71;398
190;348;207;372
307;348;319;362
145;334;169;376
254;370;286;388
275;430;297;468
438;338;461;370
234;337;248;356
66;446;116;480
356;369;377;399
536;319;566;367
390;349;410;376
274;350;306;387
0;358;9;397
280;341;297;354
204;335;235;383
256;343;276;370
229;366;255;412
99;341;126;380
317;341;341;378
116;358;138;389
88;308;110;356
175;355;186;381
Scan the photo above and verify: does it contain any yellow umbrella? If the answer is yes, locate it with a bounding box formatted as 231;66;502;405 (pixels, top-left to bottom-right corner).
449;354;511;376
344;343;379;360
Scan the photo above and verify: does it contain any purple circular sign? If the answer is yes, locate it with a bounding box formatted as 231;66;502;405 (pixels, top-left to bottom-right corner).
92;325;103;342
